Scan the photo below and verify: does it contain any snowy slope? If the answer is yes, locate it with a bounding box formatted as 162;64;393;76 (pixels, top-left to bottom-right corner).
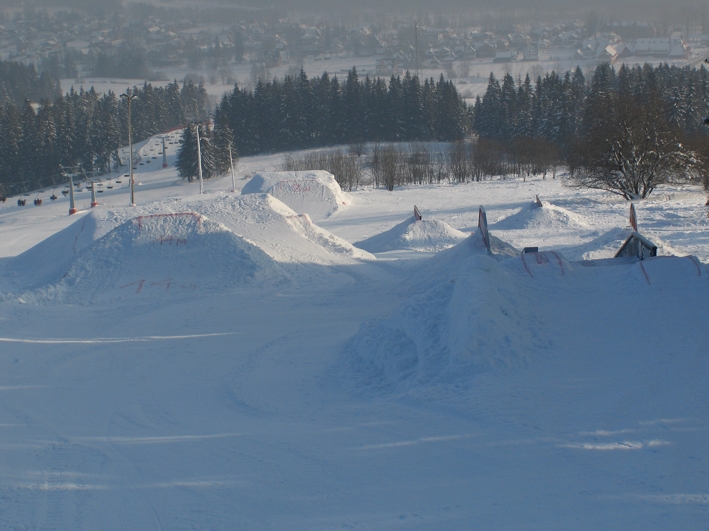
0;139;708;530
346;233;708;391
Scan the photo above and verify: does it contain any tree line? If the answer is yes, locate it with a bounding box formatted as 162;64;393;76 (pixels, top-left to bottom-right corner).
212;68;470;157
0;60;61;107
473;63;709;198
0;81;209;195
175;68;470;184
274;140;546;192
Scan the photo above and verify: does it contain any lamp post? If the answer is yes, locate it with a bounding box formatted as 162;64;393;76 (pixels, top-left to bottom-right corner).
229;143;236;192
196;122;204;194
121;91;138;206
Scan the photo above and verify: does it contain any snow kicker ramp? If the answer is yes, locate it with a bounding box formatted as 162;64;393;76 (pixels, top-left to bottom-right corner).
345;231;709;392
10;212;282;304
184;193;372;265
0;210;108;292
241;171;349;221
356;216;468;253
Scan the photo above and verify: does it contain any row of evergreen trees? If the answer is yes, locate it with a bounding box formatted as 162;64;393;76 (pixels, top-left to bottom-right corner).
473;62;709;197
212;68;470;156
0;81;209;195
0;60;61;107
473;62;709;158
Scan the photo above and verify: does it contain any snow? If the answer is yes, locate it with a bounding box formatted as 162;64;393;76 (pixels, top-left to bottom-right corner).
356;215;468;253
242;170;350;221
5;211;283;304
0;135;708;530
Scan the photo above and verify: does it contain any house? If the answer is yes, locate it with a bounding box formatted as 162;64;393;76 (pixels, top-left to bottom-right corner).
632;37;689;58
475;42;496;58
494;50;517;62
523;43;539;61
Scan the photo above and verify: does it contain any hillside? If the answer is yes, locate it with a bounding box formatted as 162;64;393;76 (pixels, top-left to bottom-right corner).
0;136;707;530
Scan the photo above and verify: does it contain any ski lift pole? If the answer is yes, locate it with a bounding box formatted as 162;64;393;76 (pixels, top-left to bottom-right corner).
121;91;138;206
91;181;98;207
229;144;236;192
68;175;77;215
161;136;168;168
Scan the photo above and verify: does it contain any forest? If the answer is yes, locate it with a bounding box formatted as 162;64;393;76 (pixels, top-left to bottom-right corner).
0;71;209;195
3;58;709;199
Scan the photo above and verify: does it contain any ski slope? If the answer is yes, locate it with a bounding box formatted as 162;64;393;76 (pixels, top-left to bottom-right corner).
0;137;708;530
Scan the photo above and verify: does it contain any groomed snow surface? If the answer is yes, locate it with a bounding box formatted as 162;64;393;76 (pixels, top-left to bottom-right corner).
0;142;708;530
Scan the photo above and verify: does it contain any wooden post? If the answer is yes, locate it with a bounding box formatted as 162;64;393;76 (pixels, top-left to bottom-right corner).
478;206;491;253
629;203;638;232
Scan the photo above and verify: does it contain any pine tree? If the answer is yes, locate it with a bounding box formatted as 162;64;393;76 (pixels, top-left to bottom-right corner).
176;125;198;182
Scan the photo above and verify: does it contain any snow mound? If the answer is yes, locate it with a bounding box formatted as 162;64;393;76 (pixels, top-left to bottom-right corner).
1;211;109;292
15;212;282;303
405;230;519;292
241;171;349;221
345;238;549;390
345;239;709;392
356;216;468;253
491;201;591;231
183;193;373;264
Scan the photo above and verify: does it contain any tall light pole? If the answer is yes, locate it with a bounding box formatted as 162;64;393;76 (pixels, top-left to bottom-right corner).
229;143;236;192
196;122;204;194
121;91;138;206
414;18;419;80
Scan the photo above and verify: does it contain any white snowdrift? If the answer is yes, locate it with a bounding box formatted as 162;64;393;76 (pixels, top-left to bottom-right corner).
241;170;349;220
345;231;709;391
1;210;109;292
356;216;469;253
491;201;591;231
345;232;544;389
8;212;282;303
182;193;373;264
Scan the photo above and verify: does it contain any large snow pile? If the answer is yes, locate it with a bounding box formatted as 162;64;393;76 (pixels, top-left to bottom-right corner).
241;171;349;220
491;201;591;231
345;232;543;389
183;193;373;264
356;216;469;253
345;231;709;392
4;212;282;303
0;210;110;292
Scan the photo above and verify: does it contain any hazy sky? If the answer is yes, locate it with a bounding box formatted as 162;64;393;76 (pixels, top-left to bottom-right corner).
1;0;699;29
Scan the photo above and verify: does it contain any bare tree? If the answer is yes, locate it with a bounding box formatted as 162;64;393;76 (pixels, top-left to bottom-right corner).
447;140;470;182
380;145;402;191
371;143;382;188
571;112;698;200
282;149;362;191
